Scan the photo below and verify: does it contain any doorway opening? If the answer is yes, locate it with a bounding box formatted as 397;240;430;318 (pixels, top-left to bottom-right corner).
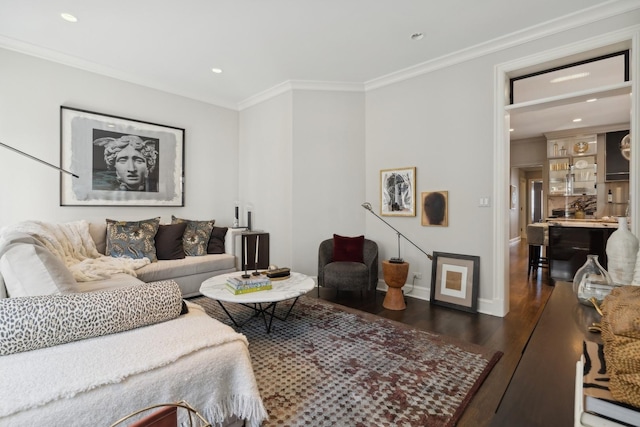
495;30;637;317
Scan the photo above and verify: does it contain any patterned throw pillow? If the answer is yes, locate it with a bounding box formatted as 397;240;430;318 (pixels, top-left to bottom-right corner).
0;281;183;355
171;216;214;256
106;217;160;262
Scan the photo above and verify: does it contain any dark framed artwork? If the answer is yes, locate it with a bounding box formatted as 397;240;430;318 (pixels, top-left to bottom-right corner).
421;191;448;226
380;167;416;216
430;252;480;313
60;106;184;206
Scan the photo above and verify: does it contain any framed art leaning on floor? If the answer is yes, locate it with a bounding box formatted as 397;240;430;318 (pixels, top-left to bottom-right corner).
60;106;184;206
430;252;480;313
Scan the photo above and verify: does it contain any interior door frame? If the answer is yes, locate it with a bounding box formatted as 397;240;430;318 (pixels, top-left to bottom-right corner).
493;26;639;316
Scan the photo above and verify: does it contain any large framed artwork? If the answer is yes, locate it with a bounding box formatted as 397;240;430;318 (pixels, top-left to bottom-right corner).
430;252;480;313
380;167;416;216
60;107;184;206
421;191;448;226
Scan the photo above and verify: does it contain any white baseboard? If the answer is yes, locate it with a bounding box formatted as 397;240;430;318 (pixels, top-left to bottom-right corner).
311;277;502;317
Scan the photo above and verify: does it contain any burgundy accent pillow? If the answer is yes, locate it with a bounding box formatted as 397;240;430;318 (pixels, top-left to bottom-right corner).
207;226;228;254
155;223;187;260
332;234;365;263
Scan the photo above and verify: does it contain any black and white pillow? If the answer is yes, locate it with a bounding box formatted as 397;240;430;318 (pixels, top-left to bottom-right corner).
0;280;184;355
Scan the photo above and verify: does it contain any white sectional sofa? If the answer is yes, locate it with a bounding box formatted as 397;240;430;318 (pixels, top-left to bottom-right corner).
86;221;238;297
0;219;267;426
0;219;243;298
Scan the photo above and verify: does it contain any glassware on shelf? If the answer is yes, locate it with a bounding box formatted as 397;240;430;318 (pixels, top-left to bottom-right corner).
572;254;616;306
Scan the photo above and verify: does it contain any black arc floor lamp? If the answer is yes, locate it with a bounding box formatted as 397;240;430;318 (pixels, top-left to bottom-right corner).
361;202;432;262
0;141;79;178
362;201;432;311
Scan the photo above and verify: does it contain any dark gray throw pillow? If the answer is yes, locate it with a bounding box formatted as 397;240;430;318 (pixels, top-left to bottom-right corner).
155;223;187;260
207;226;228;254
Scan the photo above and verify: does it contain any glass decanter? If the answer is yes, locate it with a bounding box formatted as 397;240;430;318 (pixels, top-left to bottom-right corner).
572;254;616;306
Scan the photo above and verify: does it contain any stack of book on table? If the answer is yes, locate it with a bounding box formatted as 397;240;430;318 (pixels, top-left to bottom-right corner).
226;275;272;295
575;340;640;427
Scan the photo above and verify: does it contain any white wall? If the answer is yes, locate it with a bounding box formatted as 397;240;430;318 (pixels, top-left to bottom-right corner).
0;48;239;227
238;93;293;272
366;58;495;302
239;89;365;276
291;90;366;274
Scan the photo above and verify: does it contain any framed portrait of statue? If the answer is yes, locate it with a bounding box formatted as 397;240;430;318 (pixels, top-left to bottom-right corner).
380;167;416;216
60;107;184;206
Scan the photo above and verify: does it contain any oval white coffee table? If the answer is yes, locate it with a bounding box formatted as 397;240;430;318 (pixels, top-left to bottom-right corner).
200;271;315;333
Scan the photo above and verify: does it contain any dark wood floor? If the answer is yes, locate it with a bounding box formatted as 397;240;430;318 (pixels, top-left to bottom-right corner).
312;239;554;427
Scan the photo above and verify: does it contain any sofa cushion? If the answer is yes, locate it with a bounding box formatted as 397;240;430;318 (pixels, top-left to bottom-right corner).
155;223;187;260
71;273;145;293
0;232;77;297
171;216;214;256
135;253;235;283
207;226;228;254
106;217;160;261
333;234;365;263
89;222;107;255
0;280;183;356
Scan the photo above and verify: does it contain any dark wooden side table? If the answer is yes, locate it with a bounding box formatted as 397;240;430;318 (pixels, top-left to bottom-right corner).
241;231;270;271
490;282;601;426
548;224;615;282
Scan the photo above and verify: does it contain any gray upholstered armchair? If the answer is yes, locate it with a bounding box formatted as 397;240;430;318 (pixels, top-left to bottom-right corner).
317;236;378;296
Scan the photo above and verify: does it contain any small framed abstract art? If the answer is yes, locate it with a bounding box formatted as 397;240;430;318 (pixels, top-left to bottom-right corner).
430;252;480;313
510;185;517;210
60;106;185;206
380;167;416;216
421;191;448;226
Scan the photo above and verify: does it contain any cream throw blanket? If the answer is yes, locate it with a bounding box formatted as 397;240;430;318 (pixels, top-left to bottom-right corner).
3;220;149;281
0;303;267;426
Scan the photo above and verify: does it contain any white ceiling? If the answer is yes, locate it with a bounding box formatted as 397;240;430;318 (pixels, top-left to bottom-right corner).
0;0;634;139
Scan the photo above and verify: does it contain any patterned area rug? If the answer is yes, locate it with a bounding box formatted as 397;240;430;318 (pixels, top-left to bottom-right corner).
190;295;502;427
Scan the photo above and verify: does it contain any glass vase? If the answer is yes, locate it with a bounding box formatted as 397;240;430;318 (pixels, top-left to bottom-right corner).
573;255;615;306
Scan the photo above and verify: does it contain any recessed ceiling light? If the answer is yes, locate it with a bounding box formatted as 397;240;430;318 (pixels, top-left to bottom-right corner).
410;33;424;41
550;72;590;83
509;128;514;132
573;118;582;122
211;68;223;74
586;98;597;103
60;13;77;22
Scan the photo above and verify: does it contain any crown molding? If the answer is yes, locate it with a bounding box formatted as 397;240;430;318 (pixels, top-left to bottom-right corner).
238;80;364;111
240;1;640;109
0;35;239;111
2;0;638;112
365;0;640;92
